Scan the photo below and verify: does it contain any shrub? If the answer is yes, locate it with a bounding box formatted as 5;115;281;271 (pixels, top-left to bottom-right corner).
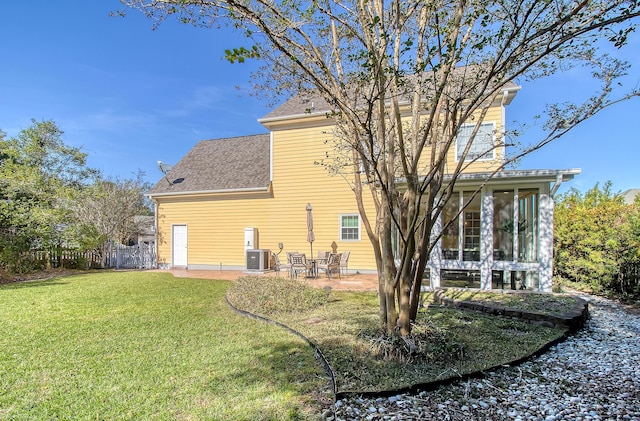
227;276;329;315
554;182;640;298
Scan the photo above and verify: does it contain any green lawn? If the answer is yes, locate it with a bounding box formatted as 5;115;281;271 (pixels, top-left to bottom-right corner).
0;272;327;420
1;271;569;419
227;276;567;393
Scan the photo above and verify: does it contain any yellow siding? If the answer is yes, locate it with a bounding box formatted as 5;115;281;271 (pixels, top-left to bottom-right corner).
444;106;505;173
155;124;378;271
154;104;506;272
271;124;377;271
413;106;504;174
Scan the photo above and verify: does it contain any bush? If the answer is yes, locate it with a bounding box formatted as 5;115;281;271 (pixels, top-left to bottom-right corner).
554;182;640;298
227;276;329;315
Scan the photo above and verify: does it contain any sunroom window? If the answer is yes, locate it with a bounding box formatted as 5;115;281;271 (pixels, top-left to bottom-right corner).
518;189;539;262
493;190;515;261
462;192;481;261
441;191;482;261
441;197;460;260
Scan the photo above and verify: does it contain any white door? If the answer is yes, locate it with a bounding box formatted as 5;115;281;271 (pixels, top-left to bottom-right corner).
172;225;188;267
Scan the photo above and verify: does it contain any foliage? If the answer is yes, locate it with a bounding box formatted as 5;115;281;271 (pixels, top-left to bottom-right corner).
121;0;640;335
67;172;152;266
227;275;329;314
357;322;466;365
0;121;96;272
0;272;328;419
0;121;153;273
554;182;640;297
440;289;581;315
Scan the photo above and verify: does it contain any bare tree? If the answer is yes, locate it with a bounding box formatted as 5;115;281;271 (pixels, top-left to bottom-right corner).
120;0;639;335
70;173;151;267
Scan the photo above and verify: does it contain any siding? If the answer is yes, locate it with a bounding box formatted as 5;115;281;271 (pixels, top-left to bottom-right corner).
271;124;377;271
154;123;378;271
154;104;506;272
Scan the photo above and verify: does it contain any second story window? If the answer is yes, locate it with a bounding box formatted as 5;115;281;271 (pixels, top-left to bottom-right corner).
456;122;495;162
340;214;360;241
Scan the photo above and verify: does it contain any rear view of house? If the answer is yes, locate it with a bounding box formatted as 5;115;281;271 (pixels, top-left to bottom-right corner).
147;87;579;292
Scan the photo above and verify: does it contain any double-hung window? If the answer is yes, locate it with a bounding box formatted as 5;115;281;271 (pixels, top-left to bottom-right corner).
456;122;495;161
340;214;360;241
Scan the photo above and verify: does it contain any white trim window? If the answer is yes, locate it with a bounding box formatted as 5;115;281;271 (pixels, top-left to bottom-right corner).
340;214;360;241
456;122;495;161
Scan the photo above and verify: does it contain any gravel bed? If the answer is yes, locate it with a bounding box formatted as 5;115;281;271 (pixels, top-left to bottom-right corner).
331;293;640;420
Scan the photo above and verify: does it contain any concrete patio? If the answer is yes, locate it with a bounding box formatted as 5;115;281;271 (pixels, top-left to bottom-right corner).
153;268;379;292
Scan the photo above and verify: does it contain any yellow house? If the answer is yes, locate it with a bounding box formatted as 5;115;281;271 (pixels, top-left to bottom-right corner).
147;86;580;292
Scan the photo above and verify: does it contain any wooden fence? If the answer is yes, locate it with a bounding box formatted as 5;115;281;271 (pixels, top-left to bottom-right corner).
23;242;157;270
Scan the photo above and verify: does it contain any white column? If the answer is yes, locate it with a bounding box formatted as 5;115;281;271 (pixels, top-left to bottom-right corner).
539;191;554;292
429;212;443;290
480;189;494;290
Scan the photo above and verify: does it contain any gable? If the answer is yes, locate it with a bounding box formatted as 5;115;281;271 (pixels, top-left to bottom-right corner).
147;134;271;197
260;74;520;126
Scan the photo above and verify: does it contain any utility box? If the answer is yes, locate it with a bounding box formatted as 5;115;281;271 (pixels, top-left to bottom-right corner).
246;249;271;271
244;227;258;256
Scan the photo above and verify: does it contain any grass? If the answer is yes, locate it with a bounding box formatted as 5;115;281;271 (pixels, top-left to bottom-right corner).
228;277;567;393
0;272;328;420
1;272;571;418
438;288;582;315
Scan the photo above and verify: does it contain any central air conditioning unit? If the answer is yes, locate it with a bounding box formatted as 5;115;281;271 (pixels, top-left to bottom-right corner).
246;249;271;271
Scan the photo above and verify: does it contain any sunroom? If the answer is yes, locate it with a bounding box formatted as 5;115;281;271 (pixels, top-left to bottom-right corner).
425;169;580;292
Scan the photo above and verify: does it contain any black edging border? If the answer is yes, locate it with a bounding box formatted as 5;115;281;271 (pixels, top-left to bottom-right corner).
224;295;338;396
433;288;590;333
225;292;586;407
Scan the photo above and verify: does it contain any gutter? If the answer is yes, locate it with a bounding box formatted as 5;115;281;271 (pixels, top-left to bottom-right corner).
146;185;271;199
259;86;522;126
395;168;581;189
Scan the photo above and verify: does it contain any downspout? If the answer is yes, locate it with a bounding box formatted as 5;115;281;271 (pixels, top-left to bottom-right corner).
269;132;274;183
550;174;564;196
550;170;581;196
500;90;509;163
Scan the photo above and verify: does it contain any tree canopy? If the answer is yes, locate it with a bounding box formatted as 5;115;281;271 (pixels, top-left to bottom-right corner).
0;120;152;273
0;120;95;271
68;173;152;266
121;0;640;335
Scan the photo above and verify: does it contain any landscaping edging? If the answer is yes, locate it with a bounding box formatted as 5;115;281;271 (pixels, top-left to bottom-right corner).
224;295;338;396
433;288;590;332
225;291;582;407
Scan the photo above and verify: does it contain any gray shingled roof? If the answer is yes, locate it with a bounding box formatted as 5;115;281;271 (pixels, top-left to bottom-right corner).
260;75;520;121
261;91;329;120
147;134;270;196
621;189;640;204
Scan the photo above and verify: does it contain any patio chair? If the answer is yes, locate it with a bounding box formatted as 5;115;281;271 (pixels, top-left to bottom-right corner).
317;252;341;279
271;252;291;277
339;251;350;276
282;251;298;278
316;251;329;264
290;253;313;279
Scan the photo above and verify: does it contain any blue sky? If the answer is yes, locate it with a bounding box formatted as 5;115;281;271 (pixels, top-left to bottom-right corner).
1;1;638;194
